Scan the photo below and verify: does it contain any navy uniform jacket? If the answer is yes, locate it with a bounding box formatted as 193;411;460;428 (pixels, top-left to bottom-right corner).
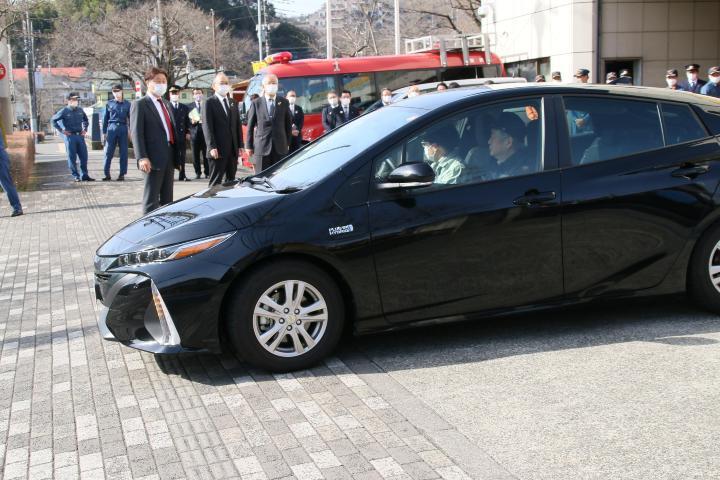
290;104;304;131
678;79;707;93
52;106;89;134
337;104;360;125
700;82;720;98
102;99;131;134
322;104;341;132
169;102;190;146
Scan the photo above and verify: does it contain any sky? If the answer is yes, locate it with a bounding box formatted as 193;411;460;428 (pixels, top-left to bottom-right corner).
273;0;325;17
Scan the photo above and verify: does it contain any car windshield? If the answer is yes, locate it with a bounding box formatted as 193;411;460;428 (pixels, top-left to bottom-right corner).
255;106;427;191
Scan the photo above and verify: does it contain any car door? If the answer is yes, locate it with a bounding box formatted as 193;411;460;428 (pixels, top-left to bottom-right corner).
368;96;564;324
559;95;720;298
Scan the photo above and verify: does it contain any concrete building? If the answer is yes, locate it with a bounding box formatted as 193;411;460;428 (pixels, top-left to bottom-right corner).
480;0;720;86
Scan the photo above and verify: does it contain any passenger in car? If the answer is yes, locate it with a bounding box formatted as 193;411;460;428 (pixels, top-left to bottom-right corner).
421;126;464;184
462;114;494;182
487;113;530;179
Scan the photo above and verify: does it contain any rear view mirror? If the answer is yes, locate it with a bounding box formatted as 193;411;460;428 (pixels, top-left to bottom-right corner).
377;162;435;190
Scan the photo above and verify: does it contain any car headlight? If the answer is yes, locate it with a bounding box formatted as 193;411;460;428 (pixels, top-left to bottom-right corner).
116;232;235;267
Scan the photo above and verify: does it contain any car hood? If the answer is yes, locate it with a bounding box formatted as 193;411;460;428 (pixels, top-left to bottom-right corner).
97;182;284;255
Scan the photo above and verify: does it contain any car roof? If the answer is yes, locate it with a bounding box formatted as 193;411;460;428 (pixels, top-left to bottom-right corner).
391;83;720;111
392;77;526;95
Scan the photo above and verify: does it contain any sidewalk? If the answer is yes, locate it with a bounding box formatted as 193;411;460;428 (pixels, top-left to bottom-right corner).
0;143;494;479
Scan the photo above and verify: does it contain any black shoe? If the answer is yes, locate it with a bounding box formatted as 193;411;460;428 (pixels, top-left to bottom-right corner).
102;176;112;181
195;175;201;179
204;174;209;179
11;209;23;217
74;177;81;182
116;175;125;181
183;177;192;182
82;176;95;182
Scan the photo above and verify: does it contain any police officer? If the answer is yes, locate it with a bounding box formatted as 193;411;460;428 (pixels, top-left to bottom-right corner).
551;71;562;83
574;68;590;83
700;66;720;98
665;69;680;90
678;64;707;93
534;74;546;83
52;93;94;182
606;72;618;84
169;86;191;181
286;89;304;153
101;84;131;181
615;69;633;85
188;88;208;179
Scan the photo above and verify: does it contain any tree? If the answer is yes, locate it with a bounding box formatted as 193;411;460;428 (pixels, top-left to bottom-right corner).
49;0;257;86
268;22;317;60
404;0;483;33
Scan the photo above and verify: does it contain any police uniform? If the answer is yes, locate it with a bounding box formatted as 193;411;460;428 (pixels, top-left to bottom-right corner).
700;66;720;98
102;84;131;180
52;93;93;182
168;86;191;181
678;64;707;93
666;69;681;90
289;103;304;153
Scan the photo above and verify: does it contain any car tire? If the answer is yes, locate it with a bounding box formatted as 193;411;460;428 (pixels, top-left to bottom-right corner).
225;260;345;372
688;224;720;313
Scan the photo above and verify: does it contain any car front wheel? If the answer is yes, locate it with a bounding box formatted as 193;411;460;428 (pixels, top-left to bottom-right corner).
225;261;345;371
689;224;720;313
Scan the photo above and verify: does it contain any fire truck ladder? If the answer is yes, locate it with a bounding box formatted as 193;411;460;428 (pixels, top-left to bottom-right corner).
404;33;492;67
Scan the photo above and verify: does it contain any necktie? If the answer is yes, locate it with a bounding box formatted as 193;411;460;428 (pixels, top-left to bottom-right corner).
197;102;201;113
268;99;275;119
157;98;175;144
223;98;229;116
345;108;349;120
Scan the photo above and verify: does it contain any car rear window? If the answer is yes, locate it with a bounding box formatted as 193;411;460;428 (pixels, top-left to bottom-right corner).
563;97;663;166
661;103;708;145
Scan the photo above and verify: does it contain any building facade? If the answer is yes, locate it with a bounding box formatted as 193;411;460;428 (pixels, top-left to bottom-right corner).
481;0;720;86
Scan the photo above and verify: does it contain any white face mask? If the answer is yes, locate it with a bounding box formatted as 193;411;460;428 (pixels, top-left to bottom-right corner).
287;96;296;105
264;84;278;95
152;83;167;96
68;102;79;109
666;78;678;87
113;92;123;100
408;91;420;98
341;98;351;107
687;72;698;82
328;98;338;107
382;95;392;104
216;84;230;96
194;94;202;102
710;75;720;85
170;94;179;102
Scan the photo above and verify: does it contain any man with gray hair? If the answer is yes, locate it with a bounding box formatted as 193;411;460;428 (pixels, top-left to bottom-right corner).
245;73;293;171
202;72;241;186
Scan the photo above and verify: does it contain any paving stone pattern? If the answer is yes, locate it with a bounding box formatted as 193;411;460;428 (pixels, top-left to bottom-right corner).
0;146;494;479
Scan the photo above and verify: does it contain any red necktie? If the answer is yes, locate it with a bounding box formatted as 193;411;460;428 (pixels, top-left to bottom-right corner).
157;98;175;144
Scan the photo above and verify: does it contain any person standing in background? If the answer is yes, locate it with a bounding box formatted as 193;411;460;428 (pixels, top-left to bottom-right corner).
321;90;341;132
202;72;241;186
665;69;680;90
678;64;706;93
551;71;562;83
605;72;618;84
188;88;208;179
168;86;191;181
574;69;590;83
245;73;292;172
338;90;360;125
380;88;393;107
52;93;94;182
700;66;720;98
287;90;304;153
0;115;23;217
101;84;131;181
130;67;177;214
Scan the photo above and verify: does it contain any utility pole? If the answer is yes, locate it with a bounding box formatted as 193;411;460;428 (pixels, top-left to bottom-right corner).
210;9;217;72
156;0;165;68
325;0;332;59
24;11;38;140
262;0;269;58
257;0;263;61
394;0;400;55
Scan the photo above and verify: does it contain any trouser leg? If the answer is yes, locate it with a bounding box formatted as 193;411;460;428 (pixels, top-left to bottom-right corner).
225;156;237;182
0;144;21;212
177;144;187;179
77;137;89;178
159;159;174;207
208;157;227;186
192;138;202;177
65;136;79;178
142;169;163;214
118;126;129;176
103;129;118;177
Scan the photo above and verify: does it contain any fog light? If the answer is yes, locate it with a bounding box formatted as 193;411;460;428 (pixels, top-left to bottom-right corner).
151;281;181;346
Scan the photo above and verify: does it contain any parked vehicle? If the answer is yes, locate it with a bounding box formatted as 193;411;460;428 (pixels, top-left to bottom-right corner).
96;84;720;371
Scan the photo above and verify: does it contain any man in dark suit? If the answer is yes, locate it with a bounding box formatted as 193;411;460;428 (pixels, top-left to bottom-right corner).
287;89;304;153
338;90;360;126
168;86;191;181
130;67;178;214
202;72;242;186
678;64;707;93
321;90;341;133
245;73;293;172
189;88;208;179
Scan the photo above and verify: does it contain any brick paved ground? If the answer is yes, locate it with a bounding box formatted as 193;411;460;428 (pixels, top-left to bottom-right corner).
0;140;509;479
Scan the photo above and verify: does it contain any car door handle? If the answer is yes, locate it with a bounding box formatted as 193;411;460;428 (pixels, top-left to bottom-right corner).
672;164;709;179
513;190;557;207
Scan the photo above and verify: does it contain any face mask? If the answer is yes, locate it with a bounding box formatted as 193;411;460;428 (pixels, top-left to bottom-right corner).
710;75;720;85
408;91;419;98
113;92;123;100
264;84;278;95
341;98;351;107
287;96;296;105
153;83;167;96
170;94;179;102
687;72;698;82
328;98;338;107
194;95;202;102
382;95;392;104
68;102;78;109
423;145;435;161
216;84;230;96
666;78;678;87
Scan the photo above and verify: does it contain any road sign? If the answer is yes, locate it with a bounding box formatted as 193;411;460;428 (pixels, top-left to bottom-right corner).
135;80;141;99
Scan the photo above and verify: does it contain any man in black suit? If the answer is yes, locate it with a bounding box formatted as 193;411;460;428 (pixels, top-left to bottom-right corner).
678;64;707;93
189;88;208;179
168;86;191;181
321;90;341;133
202;72;242;186
130;67;178;214
338;89;360;126
287;89;304;153
245;73;293;172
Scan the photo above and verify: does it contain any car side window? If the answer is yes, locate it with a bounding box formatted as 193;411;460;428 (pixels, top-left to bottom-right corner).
563;97;664;166
373;98;544;187
661;103;708;146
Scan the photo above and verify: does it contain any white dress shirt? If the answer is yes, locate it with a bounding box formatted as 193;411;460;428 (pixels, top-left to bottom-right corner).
214;92;229;115
147;93;171;142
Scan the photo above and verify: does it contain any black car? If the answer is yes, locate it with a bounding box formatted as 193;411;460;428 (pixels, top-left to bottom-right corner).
95;84;720;371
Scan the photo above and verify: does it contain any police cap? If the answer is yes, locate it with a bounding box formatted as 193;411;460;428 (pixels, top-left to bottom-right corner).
551;71;561;79
168;85;181;93
534;74;546;82
666;69;678;78
67;92;80;100
111;84;123;92
708;66;720;75
685;64;701;72
574;68;590;77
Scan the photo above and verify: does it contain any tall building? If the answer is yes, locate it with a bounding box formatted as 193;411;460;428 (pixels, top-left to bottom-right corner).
480;0;720;86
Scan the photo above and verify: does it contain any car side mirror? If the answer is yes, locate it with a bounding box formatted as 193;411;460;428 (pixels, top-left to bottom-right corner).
377;162;435;190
